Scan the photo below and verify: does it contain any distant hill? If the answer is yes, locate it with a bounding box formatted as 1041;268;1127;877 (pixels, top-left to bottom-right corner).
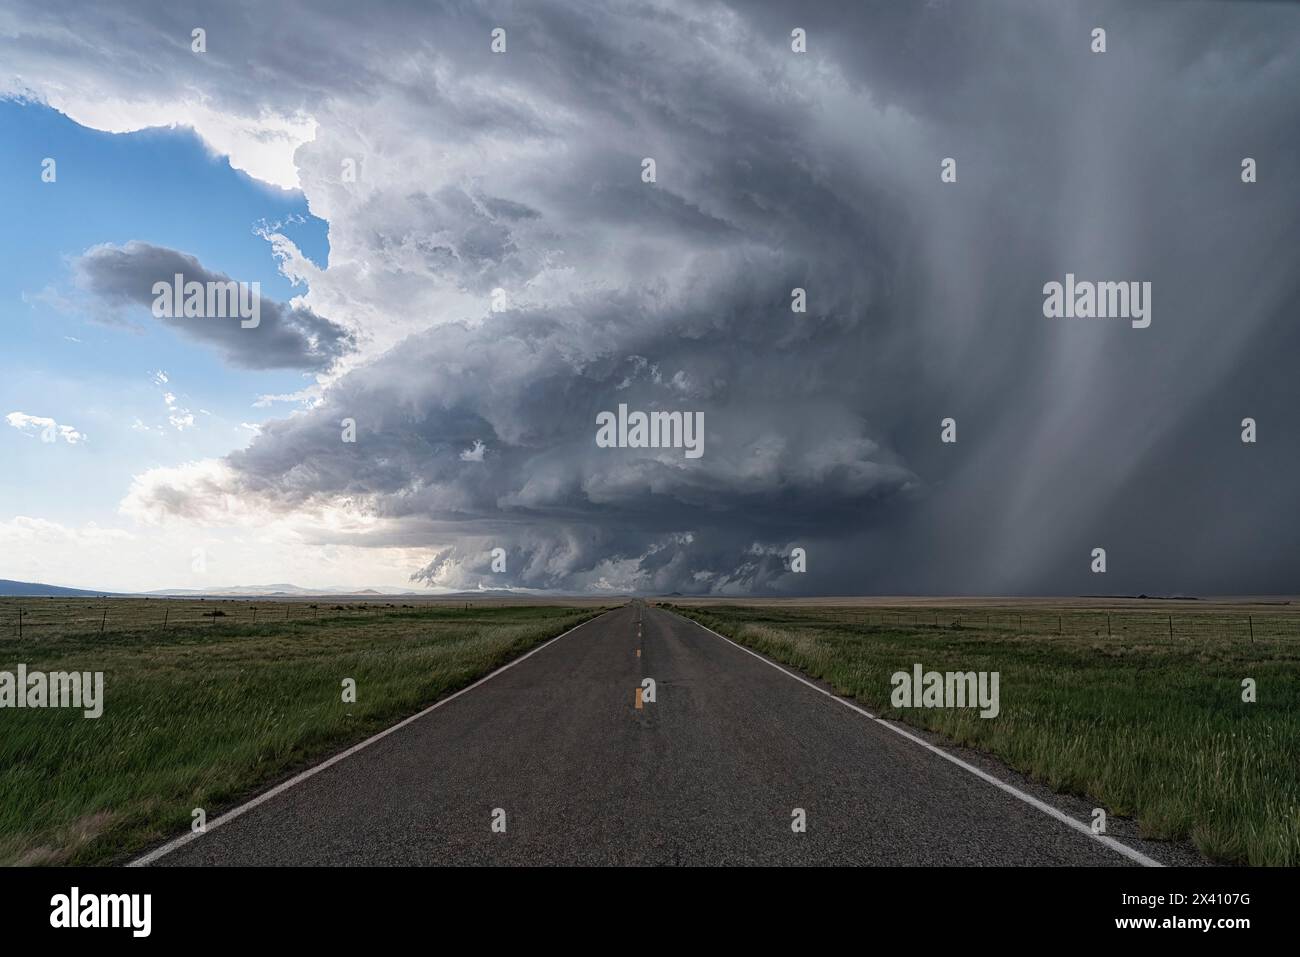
0;579;116;598
143;584;419;597
142;585;556;599
440;589;536;599
0;580;593;600
146;583;317;597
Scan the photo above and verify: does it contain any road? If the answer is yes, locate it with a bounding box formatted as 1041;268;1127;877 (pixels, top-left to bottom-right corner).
141;601;1158;866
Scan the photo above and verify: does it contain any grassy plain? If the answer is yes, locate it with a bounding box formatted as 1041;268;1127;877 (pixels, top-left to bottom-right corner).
665;598;1300;866
0;598;605;865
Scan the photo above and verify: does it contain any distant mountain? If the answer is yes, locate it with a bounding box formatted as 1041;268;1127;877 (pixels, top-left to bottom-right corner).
141;585;566;599
440;590;539;599
0;579;117;598
0;580;578;600
146;584;315;597
142;584;422;597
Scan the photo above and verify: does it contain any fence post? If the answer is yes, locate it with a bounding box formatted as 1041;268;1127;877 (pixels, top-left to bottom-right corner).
17;608;22;639
100;609;106;634
1107;613;1111;637
252;606;258;625
1248;615;1254;644
163;607;168;630
1168;615;1173;640
1058;615;1062;635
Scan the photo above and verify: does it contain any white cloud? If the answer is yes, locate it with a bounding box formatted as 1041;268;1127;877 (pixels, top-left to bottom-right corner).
5;411;86;444
0;516;133;547
118;459;253;526
52;96;313;191
253;386;321;408
145;379;196;431
0;515;425;593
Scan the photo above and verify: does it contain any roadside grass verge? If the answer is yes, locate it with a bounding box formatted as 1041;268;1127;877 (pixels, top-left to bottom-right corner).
665;603;1300;866
0;603;606;865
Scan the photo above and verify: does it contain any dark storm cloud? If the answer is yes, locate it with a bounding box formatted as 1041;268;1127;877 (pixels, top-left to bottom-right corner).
75;242;354;371
222;290;920;593
18;0;1300;594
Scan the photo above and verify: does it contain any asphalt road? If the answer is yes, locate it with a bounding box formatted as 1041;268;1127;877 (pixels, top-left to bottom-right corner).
144;601;1157;866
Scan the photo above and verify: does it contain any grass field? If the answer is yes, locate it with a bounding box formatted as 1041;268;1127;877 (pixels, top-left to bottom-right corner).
664;600;1300;866
0;598;606;865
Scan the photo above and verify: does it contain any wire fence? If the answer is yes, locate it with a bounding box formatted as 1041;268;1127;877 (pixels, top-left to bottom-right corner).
0;598;482;640
5;599;1298;643
837;607;1300;643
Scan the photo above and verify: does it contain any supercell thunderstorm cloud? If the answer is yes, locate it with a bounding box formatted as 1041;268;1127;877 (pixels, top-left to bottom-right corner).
4;0;1299;595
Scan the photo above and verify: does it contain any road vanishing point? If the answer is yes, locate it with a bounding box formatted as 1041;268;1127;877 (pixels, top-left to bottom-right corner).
136;602;1163;867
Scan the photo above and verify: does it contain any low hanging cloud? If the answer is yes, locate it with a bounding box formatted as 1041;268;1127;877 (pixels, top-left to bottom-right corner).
75;241;354;371
9;0;1300;594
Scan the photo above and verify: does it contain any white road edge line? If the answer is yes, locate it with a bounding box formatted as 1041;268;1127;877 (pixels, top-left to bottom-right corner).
667;608;1163;869
129;608;617;867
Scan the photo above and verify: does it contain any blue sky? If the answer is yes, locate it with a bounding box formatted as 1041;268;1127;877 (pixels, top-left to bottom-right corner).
0;99;327;530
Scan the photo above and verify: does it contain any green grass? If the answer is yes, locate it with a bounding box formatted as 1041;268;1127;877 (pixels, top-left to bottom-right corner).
666;602;1300;866
0;601;605;865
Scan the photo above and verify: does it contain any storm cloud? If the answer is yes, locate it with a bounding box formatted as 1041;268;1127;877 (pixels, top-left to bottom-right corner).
75;242;355;371
10;0;1300;594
